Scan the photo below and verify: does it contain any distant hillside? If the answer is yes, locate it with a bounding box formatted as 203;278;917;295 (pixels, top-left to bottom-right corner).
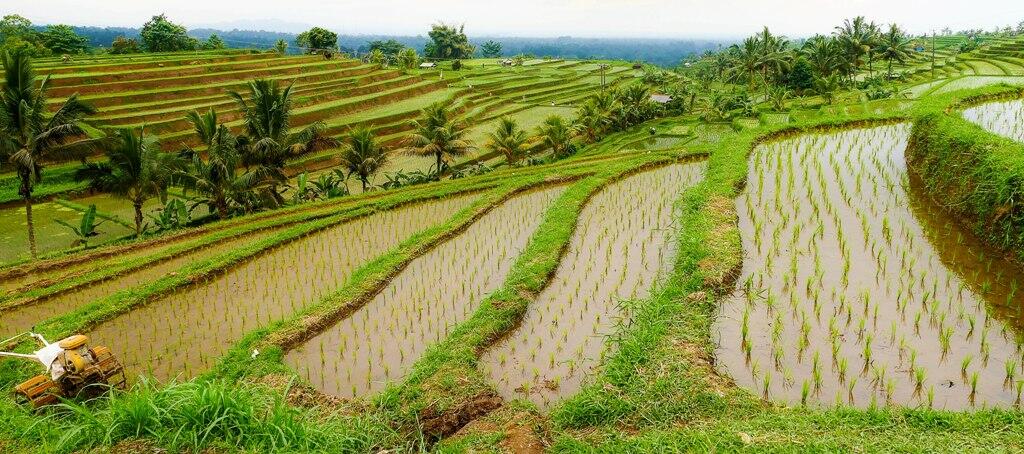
52;25;726;66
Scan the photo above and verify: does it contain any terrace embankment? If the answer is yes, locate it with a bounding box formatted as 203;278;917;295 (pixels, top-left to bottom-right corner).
284;184;566;398
480;162;706;409
714;125;1024;410
85;193;479;380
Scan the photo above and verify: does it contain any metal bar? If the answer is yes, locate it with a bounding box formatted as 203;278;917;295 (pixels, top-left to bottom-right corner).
0;352;38;360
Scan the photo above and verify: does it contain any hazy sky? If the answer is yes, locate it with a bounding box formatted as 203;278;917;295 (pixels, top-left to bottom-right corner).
12;0;1024;39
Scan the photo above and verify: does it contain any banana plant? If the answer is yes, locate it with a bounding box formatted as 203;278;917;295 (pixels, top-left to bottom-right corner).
147;198;190;233
55;204;105;247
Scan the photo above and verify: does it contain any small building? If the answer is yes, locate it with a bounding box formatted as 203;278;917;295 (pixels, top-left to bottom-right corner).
501;59;514;66
650;94;672;104
419;62;437;69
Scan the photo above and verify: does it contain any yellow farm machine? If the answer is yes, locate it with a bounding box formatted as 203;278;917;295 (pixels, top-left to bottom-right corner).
0;332;126;408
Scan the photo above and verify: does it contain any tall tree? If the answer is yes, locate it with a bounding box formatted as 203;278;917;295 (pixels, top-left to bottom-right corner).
75;128;183;236
40;25;89;54
0;14;49;57
728;37;762;90
178;110;254;219
229;79;337;206
339;127;390;191
202;34;226;50
367;39;405;57
296;27;337;53
480;40;502;58
0;50;98;258
878;24;911;79
140;14;197;52
802;35;841;78
424;23;475;60
405;102;473;173
834;16;878;80
487;117;529;166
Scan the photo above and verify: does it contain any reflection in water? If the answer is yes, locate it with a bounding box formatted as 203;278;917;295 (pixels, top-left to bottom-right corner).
962;99;1024;143
481;162;706;410
714;125;1024;410
286;185;565;398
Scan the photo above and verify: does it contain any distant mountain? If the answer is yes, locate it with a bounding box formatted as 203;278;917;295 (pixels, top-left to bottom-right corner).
61;24;728;66
188;19;314;35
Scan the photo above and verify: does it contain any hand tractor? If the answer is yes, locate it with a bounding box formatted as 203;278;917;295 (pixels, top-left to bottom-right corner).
0;332;126;408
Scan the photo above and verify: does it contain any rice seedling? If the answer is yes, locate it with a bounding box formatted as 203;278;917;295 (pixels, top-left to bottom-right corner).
285;186;563;398
962;99;1024;144
481;163;705;409
713;125;1024;409
84;193;479;381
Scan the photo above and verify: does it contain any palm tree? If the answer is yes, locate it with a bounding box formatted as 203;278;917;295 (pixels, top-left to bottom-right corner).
229;79;337;206
835;16;878;80
879;24;911;79
75;128;183;237
756;27;791;93
802;36;841;78
617;83;659;128
178;110;255;219
537;115;574;159
487;117;529;166
404;102;473;174
728;37;762;90
340;127;390;191
0;50;99;258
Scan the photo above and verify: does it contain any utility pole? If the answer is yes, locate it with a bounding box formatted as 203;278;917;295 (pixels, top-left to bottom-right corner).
600;64;608;91
931;30;936;80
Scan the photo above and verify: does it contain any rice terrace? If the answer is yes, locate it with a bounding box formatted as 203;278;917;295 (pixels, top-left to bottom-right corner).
2;2;1024;452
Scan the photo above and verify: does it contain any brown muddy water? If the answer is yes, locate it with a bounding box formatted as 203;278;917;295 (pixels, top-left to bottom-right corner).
481;163;706;409
0;227;286;339
714;125;1024;410
962;99;1024;143
285;185;566;398
86;193;479;380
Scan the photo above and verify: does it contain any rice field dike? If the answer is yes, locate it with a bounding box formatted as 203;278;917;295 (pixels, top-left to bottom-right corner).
3;15;1024;454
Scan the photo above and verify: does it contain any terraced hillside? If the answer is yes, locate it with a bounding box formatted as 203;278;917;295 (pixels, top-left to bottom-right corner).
0;52;639;262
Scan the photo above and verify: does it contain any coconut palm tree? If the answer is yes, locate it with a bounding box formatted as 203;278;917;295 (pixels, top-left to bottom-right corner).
178;110;256;219
0;50;99;258
755;27;792;92
75;128;183;237
728;37;762;90
487;117;529;166
537;115;574;159
802;36;841;78
879;24;911;79
229;79;337;206
404;102;473;174
835;16;879;80
340;127;390;191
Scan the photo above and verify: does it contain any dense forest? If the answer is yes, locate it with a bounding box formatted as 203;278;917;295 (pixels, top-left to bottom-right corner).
36;25;724;66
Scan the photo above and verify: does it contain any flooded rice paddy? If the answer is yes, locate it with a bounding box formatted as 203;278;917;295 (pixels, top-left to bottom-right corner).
962;99;1024;143
0;200;135;264
622;136;689;152
481;162;706;409
0;227;286;338
87;193;479;380
714;125;1024;410
285;185;566;398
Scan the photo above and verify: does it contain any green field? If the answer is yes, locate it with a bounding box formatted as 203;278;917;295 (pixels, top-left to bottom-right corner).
2;21;1024;454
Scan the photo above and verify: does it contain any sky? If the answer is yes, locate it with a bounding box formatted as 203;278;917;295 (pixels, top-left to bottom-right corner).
11;0;1024;39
